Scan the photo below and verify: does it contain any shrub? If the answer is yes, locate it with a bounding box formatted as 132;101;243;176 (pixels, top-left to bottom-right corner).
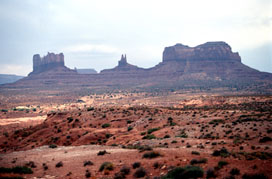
191;151;200;155
42;163;48;170
67;117;73;123
242;173;268;179
102;123;111;128
127;126;133;131
217;160;228;169
143;151;161;159
132;162;141;169
230;168;240;175
97;150;107;156
83;160;94;166
206;168;216;178
55;161;63;168
99;162;114;172
133;167;146;178
87;107;94;111
105;133;113;138
49;144;57;148
190;158;207;165
212;148;230;157
114;172;126;179
1;109;8;112
162;165;204;179
26;161;36;168
164;134;170;138
0;166;33;174
259;136;272;143
85;169;91;178
142;134;156;140
209;119;224;124
120;165;130;175
147;128;160;134
153;162;160;169
137;145;152;152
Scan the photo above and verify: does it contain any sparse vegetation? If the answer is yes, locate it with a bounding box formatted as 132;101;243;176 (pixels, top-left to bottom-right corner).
133;167;146;178
55;161;63;168
132;162;141;169
162;165;204;179
142;134;156;140
0;166;33;174
83;160;93;166
102;123;111;128
142;151;161;159
99;162;114;172
190;158;207;165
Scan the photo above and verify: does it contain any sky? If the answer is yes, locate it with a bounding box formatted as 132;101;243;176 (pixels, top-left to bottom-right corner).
0;0;271;76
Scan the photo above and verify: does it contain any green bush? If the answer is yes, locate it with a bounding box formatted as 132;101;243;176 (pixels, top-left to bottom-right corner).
147;128;160;134
49;144;57;148
0;166;33;174
212;148;230;157
209;119;224;124
190;158;207;165
191;151;200;155
83;160;94;166
133;167;146;178
142;134;156;140
132;162;141;169
162;165;204;179
127;126;133;131
87;107;94;111
120;165;130;175
55;161;63;168
143;151;161;159
67;117;73;123
99;162;114;171
230;168;240;175
259;136;272;143
217;160;228;169
97;150;107;156
102;123;111;128
242;173;268;179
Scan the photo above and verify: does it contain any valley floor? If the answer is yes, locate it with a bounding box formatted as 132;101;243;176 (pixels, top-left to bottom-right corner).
0;92;271;178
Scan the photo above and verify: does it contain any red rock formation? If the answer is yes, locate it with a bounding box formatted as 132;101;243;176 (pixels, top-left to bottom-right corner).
163;42;241;62
101;54;144;73
31;52;65;74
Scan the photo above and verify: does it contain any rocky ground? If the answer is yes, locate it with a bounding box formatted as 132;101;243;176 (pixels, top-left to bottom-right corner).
0;93;271;178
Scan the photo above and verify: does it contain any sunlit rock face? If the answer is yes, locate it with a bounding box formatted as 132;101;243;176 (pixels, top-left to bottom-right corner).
163;41;241;62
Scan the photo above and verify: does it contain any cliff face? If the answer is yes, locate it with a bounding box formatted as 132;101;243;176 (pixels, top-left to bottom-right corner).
31;52;65;74
6;42;271;92
163;42;241;62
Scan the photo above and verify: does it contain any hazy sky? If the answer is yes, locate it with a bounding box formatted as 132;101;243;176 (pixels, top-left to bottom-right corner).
0;0;271;76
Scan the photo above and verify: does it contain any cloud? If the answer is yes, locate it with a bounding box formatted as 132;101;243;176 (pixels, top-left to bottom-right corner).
0;64;31;76
63;44;121;54
0;0;271;75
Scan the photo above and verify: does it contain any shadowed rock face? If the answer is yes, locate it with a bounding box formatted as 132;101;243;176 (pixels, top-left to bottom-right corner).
163;41;241;62
31;52;65;74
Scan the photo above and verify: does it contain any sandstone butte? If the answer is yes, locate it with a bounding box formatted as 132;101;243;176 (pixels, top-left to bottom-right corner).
3;41;272;92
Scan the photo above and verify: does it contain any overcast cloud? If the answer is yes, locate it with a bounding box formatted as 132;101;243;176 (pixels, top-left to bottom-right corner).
0;0;271;75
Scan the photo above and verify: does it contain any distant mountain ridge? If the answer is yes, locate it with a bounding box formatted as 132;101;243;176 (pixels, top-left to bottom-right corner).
0;74;24;85
3;41;272;93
